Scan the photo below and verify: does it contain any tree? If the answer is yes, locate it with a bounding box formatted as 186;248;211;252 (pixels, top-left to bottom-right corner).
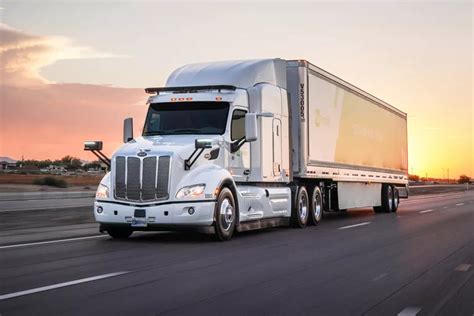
409;174;420;182
458;175;471;184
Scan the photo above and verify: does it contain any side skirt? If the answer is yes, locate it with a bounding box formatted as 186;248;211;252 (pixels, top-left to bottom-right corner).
237;217;290;232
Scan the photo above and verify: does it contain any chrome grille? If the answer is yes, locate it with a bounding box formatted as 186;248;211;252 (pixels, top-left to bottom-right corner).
114;155;170;202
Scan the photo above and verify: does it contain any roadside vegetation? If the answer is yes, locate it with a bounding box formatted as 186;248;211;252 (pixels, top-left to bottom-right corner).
32;176;68;188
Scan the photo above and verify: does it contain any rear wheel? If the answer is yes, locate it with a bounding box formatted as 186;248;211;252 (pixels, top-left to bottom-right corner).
292;186;309;228
214;187;236;241
107;227;133;239
381;184;394;213
374;184;394;213
309;186;323;225
392;188;399;212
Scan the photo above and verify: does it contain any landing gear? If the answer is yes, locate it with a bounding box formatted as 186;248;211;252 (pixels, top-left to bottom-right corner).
292;186;309;228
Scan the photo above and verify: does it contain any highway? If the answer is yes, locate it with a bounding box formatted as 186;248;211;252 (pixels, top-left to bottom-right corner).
0;191;473;315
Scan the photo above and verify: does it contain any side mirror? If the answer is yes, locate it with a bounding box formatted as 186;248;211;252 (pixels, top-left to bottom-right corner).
245;113;258;142
195;139;213;149
84;141;103;151
123;117;133;143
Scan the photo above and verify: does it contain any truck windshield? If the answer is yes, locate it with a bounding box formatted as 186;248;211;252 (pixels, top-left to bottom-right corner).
143;102;230;136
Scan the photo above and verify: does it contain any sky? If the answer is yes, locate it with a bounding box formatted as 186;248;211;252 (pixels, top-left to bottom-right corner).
0;0;472;178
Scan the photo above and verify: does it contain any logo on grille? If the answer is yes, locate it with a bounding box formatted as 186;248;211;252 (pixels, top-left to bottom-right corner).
137;149;148;157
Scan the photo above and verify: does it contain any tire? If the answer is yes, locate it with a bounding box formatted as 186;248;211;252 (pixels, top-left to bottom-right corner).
381;184;394;213
107;227;133;239
214;187;236;241
392;188;399;212
373;206;383;213
309;186;323;225
292;186;309;228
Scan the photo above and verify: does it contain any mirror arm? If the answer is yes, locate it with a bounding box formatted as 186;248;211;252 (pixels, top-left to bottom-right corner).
230;136;246;153
184;148;205;170
89;150;111;170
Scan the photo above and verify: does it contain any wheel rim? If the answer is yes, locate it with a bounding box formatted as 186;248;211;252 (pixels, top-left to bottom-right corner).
299;191;308;221
388;186;393;211
394;191;399;209
313;190;322;221
219;198;234;231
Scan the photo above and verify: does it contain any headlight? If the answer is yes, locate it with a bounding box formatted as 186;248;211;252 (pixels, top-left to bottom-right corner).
176;184;206;199
96;184;109;199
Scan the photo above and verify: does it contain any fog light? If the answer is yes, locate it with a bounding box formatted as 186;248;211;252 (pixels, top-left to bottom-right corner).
97;206;103;214
188;207;195;215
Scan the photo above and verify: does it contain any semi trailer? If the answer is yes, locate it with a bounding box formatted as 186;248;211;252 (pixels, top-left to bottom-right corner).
85;59;408;241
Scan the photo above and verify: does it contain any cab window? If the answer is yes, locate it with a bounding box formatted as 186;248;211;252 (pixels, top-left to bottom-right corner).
231;109;246;141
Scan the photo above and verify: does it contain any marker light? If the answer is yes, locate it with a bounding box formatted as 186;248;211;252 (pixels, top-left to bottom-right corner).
215;96;222;101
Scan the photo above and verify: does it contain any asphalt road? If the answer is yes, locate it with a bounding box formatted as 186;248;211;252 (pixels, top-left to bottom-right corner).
0;191;473;316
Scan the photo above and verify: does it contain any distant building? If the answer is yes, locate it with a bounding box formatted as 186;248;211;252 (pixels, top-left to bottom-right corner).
0;157;17;170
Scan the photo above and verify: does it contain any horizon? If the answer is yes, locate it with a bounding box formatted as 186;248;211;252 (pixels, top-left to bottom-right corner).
0;1;472;179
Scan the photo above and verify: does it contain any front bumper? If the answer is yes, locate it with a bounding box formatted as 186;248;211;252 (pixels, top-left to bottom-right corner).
94;200;216;229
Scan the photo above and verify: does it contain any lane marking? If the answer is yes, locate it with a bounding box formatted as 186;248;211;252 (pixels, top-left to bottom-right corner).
455;203;464;206
419;209;434;214
443;206;448;209
0;235;106;250
372;273;388;281
398;306;421;316
454;263;472;272
0;271;129;301
338;222;371;230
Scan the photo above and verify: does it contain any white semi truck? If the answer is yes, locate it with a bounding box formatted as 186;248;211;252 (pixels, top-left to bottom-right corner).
85;59;408;241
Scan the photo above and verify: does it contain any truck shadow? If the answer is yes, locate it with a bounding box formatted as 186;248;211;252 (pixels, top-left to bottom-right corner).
114;208;385;243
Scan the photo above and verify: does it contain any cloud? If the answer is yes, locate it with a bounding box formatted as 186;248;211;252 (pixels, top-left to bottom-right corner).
0;23;126;87
0;24;145;160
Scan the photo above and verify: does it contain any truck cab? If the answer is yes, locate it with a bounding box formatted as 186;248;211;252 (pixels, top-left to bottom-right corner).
92;59;293;240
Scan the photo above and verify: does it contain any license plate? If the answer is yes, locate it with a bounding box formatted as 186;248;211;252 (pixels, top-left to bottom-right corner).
131;217;147;227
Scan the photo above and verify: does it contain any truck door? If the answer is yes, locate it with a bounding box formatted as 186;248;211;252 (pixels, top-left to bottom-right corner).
272;118;282;177
229;108;250;180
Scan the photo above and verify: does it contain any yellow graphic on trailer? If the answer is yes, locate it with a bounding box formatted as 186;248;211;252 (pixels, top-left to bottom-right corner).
308;74;408;173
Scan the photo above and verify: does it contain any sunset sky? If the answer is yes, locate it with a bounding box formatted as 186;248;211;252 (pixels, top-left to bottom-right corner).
0;0;472;178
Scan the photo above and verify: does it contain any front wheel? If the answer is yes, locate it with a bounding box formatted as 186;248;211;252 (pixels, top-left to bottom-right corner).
214;187;236;241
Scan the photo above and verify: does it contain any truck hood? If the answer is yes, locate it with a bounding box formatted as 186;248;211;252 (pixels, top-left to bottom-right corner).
112;135;223;160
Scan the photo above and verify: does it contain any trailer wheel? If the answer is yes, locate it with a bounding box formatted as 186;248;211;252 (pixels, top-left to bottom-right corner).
214;187;236;241
381;184;394;213
309;186;323;225
292;186;309;228
392;188;399;212
107;227;133;239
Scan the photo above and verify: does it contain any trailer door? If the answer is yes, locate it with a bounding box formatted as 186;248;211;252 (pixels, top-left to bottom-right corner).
273;118;282;176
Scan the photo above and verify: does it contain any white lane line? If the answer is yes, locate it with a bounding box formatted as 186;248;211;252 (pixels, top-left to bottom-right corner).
419;209;434;214
338;222;371;230
455;203;464;206
454;263;472;272
0;271;129;301
398;306;422;316
0;235;106;250
372;273;388;281
443;206;448;209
